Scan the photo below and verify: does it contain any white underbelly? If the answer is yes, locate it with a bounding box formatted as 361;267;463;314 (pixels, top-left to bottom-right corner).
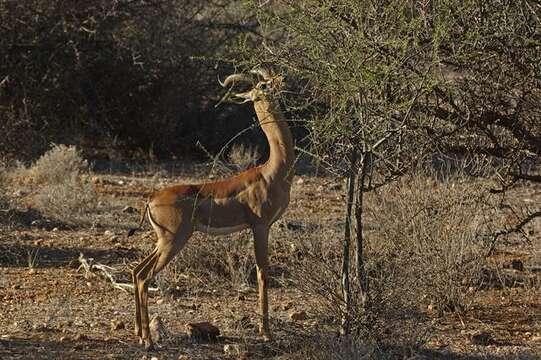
195;222;249;235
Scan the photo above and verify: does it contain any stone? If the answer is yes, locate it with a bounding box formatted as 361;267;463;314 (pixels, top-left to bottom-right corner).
511;259;524;271
289;310;308;321
185;322;220;341
122;206;138;214
471;331;493;346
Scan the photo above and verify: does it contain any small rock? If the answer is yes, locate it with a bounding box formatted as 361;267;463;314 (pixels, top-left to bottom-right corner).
122;206;138;214
289;310;308;321
471;331;494;345
117;180;125;185
185;322;220;341
104;230;114;237
511;259;524;271
224;343;247;356
156;298;165;305
150;316;166;343
52;227;59;232
110;319;125;331
296;177;304;185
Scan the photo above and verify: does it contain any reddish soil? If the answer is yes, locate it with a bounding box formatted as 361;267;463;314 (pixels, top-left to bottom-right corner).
1;170;540;359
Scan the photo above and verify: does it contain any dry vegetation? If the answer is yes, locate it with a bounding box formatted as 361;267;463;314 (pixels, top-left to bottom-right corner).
1;1;540;358
1;146;540;359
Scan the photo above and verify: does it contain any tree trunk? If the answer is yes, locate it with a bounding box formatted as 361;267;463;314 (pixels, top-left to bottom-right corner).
355;152;369;308
340;149;357;335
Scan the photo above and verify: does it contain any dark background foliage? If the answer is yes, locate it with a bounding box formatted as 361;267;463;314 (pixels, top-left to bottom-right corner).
0;0;263;161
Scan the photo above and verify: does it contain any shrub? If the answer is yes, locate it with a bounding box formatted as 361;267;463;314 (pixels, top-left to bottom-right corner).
33;173;97;223
26;144;97;224
289;173;496;350
367;174;494;315
27;144;87;184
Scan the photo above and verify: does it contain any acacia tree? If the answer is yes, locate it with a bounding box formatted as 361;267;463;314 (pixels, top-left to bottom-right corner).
243;0;541;335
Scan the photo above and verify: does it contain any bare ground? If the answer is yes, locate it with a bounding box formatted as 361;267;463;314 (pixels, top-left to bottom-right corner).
1;166;540;359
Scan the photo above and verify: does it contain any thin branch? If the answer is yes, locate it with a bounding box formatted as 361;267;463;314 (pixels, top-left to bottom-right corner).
486;210;541;256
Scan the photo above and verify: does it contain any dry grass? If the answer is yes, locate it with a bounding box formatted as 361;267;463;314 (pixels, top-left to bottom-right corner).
17;143;98;225
283;172;500;352
160;230;256;293
367;174;495;315
32;173;98;224
1;163;540;359
228;143;260;171
26;144;88;185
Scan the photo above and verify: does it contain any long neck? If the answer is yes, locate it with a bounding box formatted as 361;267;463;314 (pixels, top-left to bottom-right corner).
253;99;295;182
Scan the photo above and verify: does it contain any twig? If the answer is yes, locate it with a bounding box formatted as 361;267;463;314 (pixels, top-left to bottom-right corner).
486;210;541;256
77;253;159;293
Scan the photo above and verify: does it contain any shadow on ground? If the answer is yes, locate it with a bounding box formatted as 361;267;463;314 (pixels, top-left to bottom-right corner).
0;243;139;268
